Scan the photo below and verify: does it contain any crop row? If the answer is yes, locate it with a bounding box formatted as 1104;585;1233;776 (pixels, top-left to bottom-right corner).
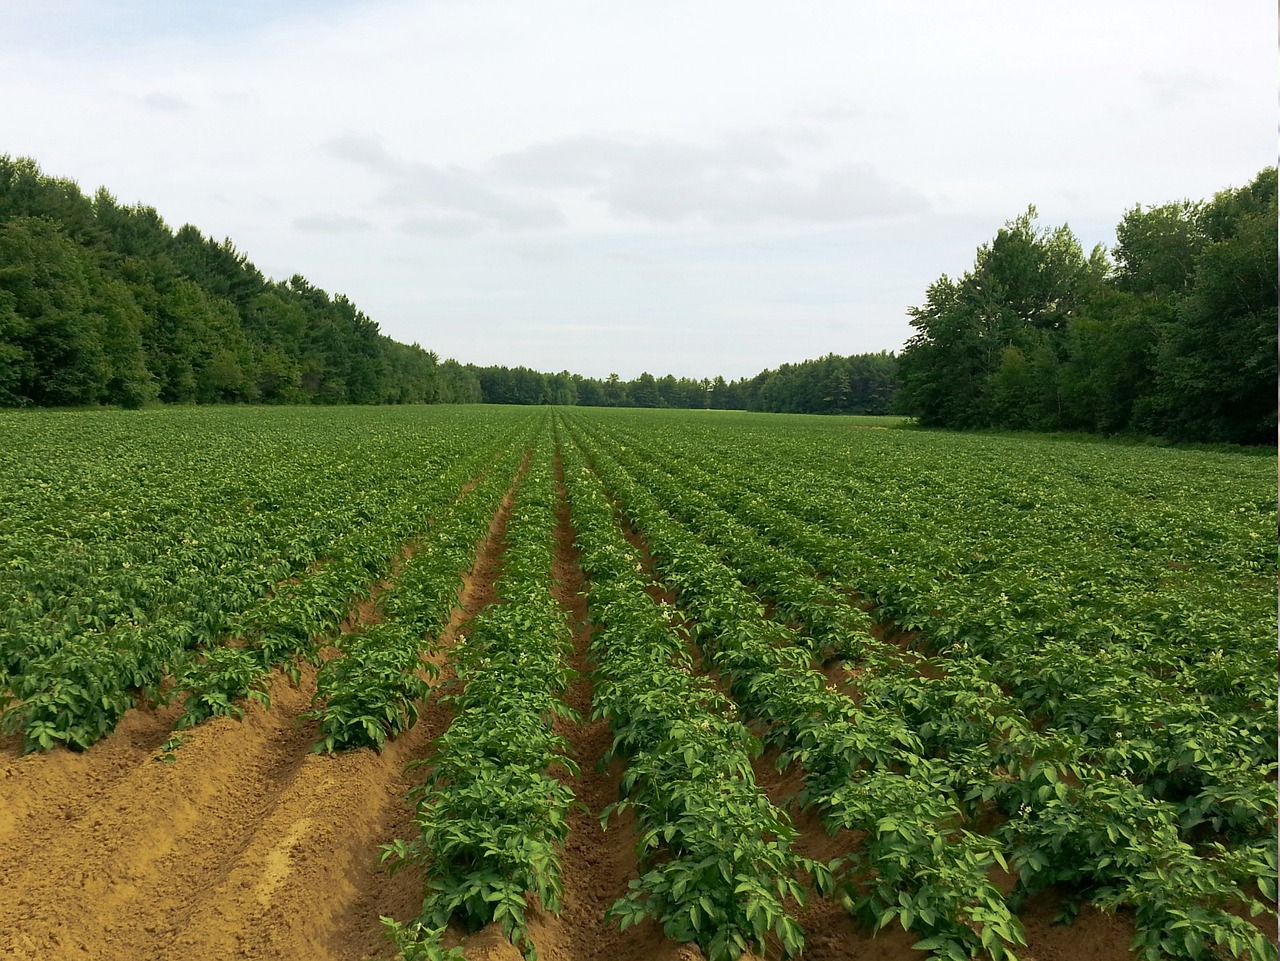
564;410;1276;961
176;427;525;736
308;437;530;753
384;433;579;961
565;418;1024;960
0;407;540;751
622;422;1277;853
558;433;828;961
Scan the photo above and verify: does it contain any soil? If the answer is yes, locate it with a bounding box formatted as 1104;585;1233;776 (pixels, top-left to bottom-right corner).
0;464;521;961
0;449;1244;961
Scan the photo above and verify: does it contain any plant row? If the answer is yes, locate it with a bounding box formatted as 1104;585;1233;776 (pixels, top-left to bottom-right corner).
565;419;1026;960
0;409;480;673
308;436;531;753
571;415;873;663
566;410;1276;961
383;435;578;961
636;424;1277;850
0;408;538;751
559;435;826;961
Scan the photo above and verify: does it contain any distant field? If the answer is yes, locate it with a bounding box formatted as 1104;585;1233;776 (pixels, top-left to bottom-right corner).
692;410;913;428
1;405;1275;961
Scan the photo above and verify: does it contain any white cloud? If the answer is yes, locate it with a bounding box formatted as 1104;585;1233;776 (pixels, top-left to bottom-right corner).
325;134;566;230
0;0;1271;378
398;215;483;239
293;213;374;233
140;91;190;113
1140;68;1223;108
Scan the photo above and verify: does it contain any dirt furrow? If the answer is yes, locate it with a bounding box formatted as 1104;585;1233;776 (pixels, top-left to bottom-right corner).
0;510;446;857
0;463;526;961
0;663;320;960
162;456;527;961
0;693;184;858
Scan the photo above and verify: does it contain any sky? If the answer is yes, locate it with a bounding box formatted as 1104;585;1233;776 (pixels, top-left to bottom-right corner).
1;1;1274;380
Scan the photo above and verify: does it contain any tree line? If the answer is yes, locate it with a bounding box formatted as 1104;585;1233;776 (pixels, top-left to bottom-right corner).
0;156;480;407
897;167;1276;445
7;154;1270;443
469;351;897;414
0;155;895;415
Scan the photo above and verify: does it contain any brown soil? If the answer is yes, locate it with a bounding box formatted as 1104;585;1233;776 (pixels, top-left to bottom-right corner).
340;536;421;634
506;451;697;961
0;462;522;961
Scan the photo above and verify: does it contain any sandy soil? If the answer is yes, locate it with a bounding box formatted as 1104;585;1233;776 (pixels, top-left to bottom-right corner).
0;466;519;961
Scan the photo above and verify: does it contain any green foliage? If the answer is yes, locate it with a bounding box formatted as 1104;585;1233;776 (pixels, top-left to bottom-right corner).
472;353;899;415
561;407;1277;960
0;155;450;408
382;438;579;961
0;405;536;749
1;403;1275;959
172;645;271;728
570;420;1025;958
899;168;1277;445
561;438;817;961
310;623;432;752
1005;776;1277;961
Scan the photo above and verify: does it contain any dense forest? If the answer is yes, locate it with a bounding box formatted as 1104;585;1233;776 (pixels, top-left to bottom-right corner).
0;156;481;407
0;156;895;416
897;167;1277;445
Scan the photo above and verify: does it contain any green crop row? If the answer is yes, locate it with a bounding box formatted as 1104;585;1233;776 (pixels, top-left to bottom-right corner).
383;432;578;961
565;409;1276;961
566;419;1025;960
0;407;540;751
559;434;826;961
652;429;1276;850
573;416;872;662
309;435;530;752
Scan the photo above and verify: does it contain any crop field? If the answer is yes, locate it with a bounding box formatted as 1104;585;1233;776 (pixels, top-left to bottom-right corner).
1;405;1275;961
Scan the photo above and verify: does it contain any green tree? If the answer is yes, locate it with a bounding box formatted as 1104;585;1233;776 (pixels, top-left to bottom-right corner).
629;371;660;408
1112;200;1205;298
1138;168;1277;443
899;208;1105;428
0;217;108;405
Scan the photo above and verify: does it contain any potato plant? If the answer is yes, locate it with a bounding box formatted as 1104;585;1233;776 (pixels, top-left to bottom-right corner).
561;438;824;961
310;439;528;752
568;408;1276;961
0;406;535;751
383;439;579;961
570;424;1025;959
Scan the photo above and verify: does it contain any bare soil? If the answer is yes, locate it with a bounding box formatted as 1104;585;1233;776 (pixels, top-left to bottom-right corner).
0;465;521;961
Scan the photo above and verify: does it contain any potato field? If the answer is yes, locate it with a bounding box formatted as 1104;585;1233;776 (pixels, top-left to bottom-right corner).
1;405;1275;961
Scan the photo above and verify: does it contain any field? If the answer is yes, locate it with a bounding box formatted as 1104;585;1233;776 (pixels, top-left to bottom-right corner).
1;405;1275;961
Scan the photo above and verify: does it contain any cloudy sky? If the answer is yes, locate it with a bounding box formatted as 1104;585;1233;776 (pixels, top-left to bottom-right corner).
2;1;1273;379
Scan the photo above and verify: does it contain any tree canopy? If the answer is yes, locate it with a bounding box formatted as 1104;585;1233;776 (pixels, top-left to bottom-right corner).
898;169;1276;445
0;156;476;408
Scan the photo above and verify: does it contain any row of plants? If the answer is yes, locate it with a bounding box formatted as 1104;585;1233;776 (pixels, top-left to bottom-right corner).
5;435;514;752
641;425;1277;850
568;409;1277;960
571;415;872;663
382;434;579;961
309;436;531;752
0;406;540;751
558;434;827;961
565;418;1027;960
0;409;468;673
